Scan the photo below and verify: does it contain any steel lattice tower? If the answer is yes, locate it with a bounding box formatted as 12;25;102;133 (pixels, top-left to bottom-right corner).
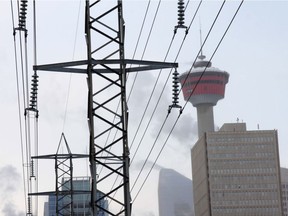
33;1;177;215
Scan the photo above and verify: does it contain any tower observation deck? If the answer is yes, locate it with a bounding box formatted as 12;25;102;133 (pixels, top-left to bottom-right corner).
179;55;229;138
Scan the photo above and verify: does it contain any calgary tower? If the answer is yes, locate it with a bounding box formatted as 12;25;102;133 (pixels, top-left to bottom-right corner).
179;53;229;138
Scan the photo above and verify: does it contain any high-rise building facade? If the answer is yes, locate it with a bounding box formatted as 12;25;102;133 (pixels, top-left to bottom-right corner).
158;168;195;216
44;177;108;216
192;123;283;216
281;168;288;216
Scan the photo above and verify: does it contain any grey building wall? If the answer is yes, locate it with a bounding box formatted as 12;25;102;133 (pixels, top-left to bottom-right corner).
192;123;283;216
191;135;210;216
281;168;288;216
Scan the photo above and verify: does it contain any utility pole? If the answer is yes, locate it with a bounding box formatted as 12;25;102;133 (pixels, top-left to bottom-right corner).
33;1;177;215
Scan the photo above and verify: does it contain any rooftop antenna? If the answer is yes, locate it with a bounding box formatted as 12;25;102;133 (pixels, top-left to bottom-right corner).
199;18;206;60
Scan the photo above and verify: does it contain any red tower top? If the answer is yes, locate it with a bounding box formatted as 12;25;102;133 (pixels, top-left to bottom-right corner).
179;56;229;107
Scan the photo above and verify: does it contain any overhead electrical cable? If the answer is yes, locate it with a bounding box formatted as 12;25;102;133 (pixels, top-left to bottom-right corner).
129;0;203;165
108;0;177;201
130;0;225;196
13;0;41;214
96;0;152;171
129;0;191;152
32;0;39;213
133;111;181;201
126;0;160;101
178;0;225;95
16;0;34;212
10;0;28;212
182;0;244;111
129;36;175;156
132;0;244;202
134;0;226;197
129;0;205;200
61;0;82;133
97;0;161;177
130;114;169;191
129;35;187;194
129;0;151;63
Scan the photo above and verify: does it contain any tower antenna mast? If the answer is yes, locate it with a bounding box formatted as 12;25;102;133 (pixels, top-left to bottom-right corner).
199;19;205;60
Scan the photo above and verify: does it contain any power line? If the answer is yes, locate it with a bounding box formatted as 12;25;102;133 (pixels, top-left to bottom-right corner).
131;114;169;191
129;36;175;158
129;0;204;196
12;0;41;214
62;0;82;133
129;0;202;161
108;0;188;201
97;0;154;177
132;0;244;203
98;0;166;184
178;0;226;95
133;111;181;202
10;0;28;212
127;0;161;102
129;0;202;170
32;0;39;213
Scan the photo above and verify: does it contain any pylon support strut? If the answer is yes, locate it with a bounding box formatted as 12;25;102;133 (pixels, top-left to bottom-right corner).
34;59;178;74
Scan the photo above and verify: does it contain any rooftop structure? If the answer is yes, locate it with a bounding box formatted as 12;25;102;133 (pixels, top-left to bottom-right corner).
179;55;229;138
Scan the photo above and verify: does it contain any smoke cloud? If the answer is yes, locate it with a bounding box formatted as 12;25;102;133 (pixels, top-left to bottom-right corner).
130;159;164;172
171;112;198;145
0;165;21;196
2;202;24;216
0;165;24;216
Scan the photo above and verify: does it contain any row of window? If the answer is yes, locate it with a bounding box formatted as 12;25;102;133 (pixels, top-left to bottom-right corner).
207;144;275;152
209;167;277;175
183;80;225;87
208;160;276;172
211;191;279;199
207;136;274;144
212;199;280;206
210;174;278;183
209;158;276;168
211;206;281;215
208;152;275;159
210;183;278;190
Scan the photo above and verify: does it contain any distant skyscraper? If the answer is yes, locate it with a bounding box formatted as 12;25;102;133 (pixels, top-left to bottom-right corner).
281;168;288;216
179;54;229;138
44;177;108;216
192;123;283;216
158;168;194;216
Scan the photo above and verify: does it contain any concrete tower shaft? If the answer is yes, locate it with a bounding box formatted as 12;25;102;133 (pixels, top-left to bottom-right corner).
179;58;229;137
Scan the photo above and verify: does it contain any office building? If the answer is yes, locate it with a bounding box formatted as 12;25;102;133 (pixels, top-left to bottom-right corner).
44;177;108;216
192;123;283;216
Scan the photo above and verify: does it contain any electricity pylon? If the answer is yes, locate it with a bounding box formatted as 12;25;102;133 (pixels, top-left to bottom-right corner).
34;1;178;215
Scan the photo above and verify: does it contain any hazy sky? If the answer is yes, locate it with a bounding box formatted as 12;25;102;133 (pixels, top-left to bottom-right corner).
1;0;288;216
